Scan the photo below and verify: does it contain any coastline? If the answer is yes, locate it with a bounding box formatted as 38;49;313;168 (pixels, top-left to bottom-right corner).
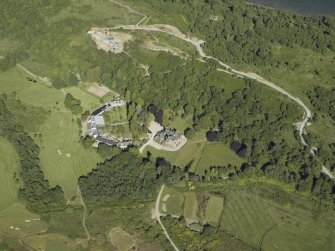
244;0;335;16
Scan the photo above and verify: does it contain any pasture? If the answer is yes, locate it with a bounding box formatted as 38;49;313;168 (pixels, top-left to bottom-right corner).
204;196;224;227
221;189;335;250
0;137;19;210
109;228;136;251
0;68;103;199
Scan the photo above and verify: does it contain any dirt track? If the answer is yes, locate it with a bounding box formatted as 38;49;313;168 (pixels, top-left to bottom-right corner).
110;23;312;147
155;185;180;251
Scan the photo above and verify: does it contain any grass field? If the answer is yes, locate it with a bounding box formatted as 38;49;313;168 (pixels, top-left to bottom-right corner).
308;115;335;144
38;110;103;199
63;86;102;112
109;228;136;251
204;195;224;227
146;136;243;173
0;202;85;250
0;67;103;199
183;192;200;224
161;187;184;217
221;189;335;250
17;0;140;79
0;137;19;210
0;203;44;233
146;139;206;171
196;142;244;175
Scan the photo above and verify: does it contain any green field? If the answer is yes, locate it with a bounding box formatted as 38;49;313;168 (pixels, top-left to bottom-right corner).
16;0;140;79
38;105;102;199
146;136;243;173
146;140;206;171
204;195;224;227
63;86;102;112
0;137;20;210
221;188;335;250
196;142;244;175
109;228;136;251
161;187;184;217
0;67;103;199
183;192;200;224
0;203;45;235
0;202;85;250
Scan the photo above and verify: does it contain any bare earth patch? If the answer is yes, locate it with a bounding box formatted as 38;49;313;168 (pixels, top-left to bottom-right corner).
88;27;133;53
143;40;189;59
87;84;111;97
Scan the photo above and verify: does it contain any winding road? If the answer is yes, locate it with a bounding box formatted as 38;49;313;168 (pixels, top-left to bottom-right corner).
109;23;312;146
106;1;334;249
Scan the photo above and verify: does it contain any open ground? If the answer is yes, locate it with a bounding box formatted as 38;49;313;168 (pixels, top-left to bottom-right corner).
221;185;335;250
0;67;103;199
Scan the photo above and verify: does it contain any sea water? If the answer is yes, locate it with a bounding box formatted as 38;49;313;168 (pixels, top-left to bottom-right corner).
246;0;335;16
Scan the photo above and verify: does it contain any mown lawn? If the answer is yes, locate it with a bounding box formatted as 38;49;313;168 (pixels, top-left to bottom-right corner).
183;192;200;223
204;195;224;227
